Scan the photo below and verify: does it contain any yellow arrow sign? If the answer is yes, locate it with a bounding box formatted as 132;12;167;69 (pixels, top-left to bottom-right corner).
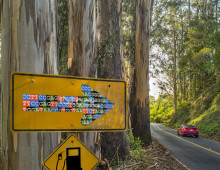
11;72;127;132
43;135;99;170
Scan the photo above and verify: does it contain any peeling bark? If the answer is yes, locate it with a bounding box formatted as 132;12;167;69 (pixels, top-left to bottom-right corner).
130;0;153;146
68;0;96;77
1;1;58;169
97;0;130;160
67;0;99;157
97;0;124;79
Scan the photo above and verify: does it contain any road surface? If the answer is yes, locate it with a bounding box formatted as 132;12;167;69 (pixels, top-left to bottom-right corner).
151;123;220;170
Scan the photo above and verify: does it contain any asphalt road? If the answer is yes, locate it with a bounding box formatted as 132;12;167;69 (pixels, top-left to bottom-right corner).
151;123;220;170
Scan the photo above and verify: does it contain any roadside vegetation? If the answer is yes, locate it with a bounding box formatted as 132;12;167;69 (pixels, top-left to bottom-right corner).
150;85;220;141
98;132;187;170
150;0;220;142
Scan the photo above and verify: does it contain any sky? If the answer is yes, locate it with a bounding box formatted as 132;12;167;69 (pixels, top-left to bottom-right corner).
150;78;161;100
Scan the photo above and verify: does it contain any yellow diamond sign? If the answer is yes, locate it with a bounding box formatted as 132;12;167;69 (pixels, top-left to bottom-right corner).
43;135;99;170
11;72;127;132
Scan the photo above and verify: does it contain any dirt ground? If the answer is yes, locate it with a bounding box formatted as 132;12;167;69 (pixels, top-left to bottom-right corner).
100;137;188;170
143;138;188;170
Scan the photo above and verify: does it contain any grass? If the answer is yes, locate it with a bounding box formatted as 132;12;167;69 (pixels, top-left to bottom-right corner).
167;87;220;141
97;130;151;170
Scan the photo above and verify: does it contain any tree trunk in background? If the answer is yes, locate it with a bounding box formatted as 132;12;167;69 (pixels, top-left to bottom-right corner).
196;0;199;18
97;0;130;160
194;74;197;99
183;72;186;101
180;1;184;102
188;0;191;26
130;0;152;146
173;30;177;114
1;1;59;169
188;47;192;101
187;0;192;101
179;72;182;102
216;0;218;22
67;0;99;157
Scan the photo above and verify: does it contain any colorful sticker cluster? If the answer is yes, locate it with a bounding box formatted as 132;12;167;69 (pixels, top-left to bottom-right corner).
22;84;116;126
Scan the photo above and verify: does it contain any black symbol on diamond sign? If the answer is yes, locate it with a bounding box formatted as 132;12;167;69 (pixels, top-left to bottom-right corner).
43;135;99;170
56;147;82;170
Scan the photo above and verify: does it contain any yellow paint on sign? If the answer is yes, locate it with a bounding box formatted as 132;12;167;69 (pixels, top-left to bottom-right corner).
43;135;99;170
11;72;127;132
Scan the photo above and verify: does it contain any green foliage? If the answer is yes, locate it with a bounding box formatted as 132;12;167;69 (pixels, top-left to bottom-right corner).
126;130;143;159
151;0;220;103
172;101;191;128
193;93;220;140
197;122;219;137
151;85;220;141
150;95;174;123
150;1;220;142
121;0;136;66
185;18;219;92
58;0;68;75
154;87;220;141
100;130;147;169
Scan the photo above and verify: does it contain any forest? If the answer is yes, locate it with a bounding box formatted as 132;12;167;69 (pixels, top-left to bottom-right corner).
0;0;219;170
150;0;220;142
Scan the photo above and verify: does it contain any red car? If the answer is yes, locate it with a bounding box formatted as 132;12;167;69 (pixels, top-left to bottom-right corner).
177;125;199;138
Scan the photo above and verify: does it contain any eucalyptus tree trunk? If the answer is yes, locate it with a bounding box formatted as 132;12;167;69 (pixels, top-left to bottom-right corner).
68;0;96;77
183;72;186;101
180;4;186;101
188;0;191;26
1;1;59;169
130;0;153;146
179;72;183;102
189;57;192;100
216;0;218;22
194;74;197;99
97;0;130;160
196;0;200;17
173;30;177;114
67;0;99;157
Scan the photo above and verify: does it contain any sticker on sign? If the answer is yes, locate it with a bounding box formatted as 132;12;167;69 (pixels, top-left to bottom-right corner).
11;72;127;132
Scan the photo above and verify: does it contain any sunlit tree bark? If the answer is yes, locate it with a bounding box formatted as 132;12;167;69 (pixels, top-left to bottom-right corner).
67;0;99;156
130;0;153;146
1;1;59;169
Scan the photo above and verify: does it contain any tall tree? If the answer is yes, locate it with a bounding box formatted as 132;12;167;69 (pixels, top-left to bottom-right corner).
97;0;130;160
151;0;220;115
173;25;177;114
1;1;59;169
121;0;136;107
151;0;190;108
130;0;153;146
68;0;96;77
67;0;99;156
58;0;69;75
